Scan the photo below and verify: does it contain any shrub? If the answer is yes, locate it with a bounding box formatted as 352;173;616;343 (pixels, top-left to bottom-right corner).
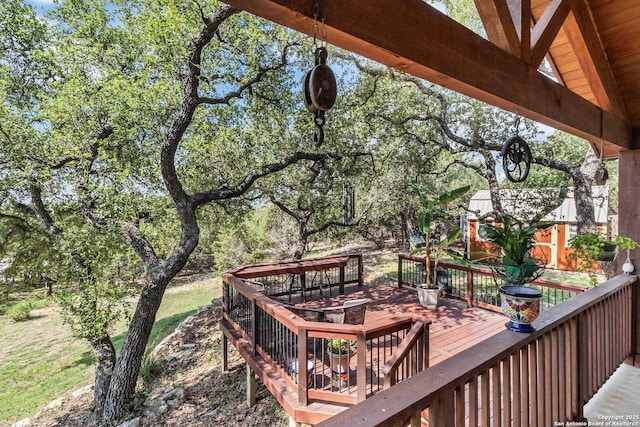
6;299;34;322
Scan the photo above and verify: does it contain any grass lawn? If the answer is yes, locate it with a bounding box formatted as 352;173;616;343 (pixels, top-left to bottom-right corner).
0;276;220;424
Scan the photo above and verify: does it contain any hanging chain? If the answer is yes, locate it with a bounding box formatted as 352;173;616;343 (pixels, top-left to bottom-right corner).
312;0;319;50
311;0;327;51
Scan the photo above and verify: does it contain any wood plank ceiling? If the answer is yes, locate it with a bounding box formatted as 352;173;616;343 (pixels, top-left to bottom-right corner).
222;0;640;157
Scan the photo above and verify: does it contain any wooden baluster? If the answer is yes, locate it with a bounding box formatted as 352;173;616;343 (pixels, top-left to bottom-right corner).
502;358;511;427
469;376;478;427
481;370;490;427
558;324;567;422
551;329;559;423
492;365;501;427
529;341;538;426
455;385;465;427
512;351;522;427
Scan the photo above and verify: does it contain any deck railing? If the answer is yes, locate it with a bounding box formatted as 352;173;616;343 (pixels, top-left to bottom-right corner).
398;254;588;312
221;254;431;410
317;275;638;427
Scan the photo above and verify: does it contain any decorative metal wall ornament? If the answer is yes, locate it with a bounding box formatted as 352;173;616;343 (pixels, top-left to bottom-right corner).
502;114;531;183
303;0;337;147
501;135;532;183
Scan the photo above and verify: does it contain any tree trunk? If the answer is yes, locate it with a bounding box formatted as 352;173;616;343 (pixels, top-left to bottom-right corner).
574;147;600;234
293;231;308;260
101;277;170;423
88;336;116;426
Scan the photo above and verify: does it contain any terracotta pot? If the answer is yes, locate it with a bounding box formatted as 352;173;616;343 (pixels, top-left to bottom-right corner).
499;285;542;333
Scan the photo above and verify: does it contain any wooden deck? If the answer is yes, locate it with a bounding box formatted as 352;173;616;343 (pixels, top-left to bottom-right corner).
223;280;508;424
292;282;508;367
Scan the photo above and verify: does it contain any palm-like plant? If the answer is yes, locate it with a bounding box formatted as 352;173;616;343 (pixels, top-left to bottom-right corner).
482;215;553;284
412;182;470;288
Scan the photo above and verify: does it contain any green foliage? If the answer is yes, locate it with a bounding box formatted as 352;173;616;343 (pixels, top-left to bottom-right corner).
5;299;34;322
568;232;611;286
327;338;354;354
0;278;218;423
481;215;554;265
412;182;470;288
211;207;274;272
139;351;164;387
615;235;638;251
56;277;131;344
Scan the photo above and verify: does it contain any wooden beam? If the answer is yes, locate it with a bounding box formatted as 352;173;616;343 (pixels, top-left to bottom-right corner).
474;0;520;55
530;0;571;68
564;0;629;120
510;0;532;62
222;0;632;153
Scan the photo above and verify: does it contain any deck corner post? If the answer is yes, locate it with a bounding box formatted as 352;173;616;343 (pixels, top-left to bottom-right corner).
398;255;403;288
358;253;364;287
246;362;256;407
339;265;345;294
356;333;367;402
221;333;228;372
298;327;309;406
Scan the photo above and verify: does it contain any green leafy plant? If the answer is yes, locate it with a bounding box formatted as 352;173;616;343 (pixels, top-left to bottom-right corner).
327;338;354;354
481;215;554;284
6;299;34;322
411;182;470;289
615;235;638;251
569;233;637;286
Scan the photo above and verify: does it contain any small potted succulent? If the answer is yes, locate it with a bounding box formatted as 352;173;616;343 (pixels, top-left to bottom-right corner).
411;182;470;309
481;215;554;333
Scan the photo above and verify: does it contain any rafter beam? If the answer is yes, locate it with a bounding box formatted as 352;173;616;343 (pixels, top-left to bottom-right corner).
530;0;570;68
564;0;629;120
222;0;634;153
474;0;520;55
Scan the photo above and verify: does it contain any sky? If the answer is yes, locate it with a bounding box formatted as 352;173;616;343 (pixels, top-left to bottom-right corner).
26;0;56;14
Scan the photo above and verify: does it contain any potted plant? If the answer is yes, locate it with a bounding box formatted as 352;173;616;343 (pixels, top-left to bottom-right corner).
568;232;617;285
411;182;470;309
481;215;554;333
327;338;354;388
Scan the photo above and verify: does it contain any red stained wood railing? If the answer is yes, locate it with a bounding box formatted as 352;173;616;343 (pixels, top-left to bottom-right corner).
316;275;638;427
221;254;431;411
397;253;588;312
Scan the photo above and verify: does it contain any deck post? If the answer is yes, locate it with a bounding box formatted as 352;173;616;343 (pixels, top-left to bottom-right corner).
618;151;640;365
246;362;256;407
221;334;228;372
357;254;363;287
339;265;345;294
356;333;367;402
298;327;309;406
397;255;403;288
